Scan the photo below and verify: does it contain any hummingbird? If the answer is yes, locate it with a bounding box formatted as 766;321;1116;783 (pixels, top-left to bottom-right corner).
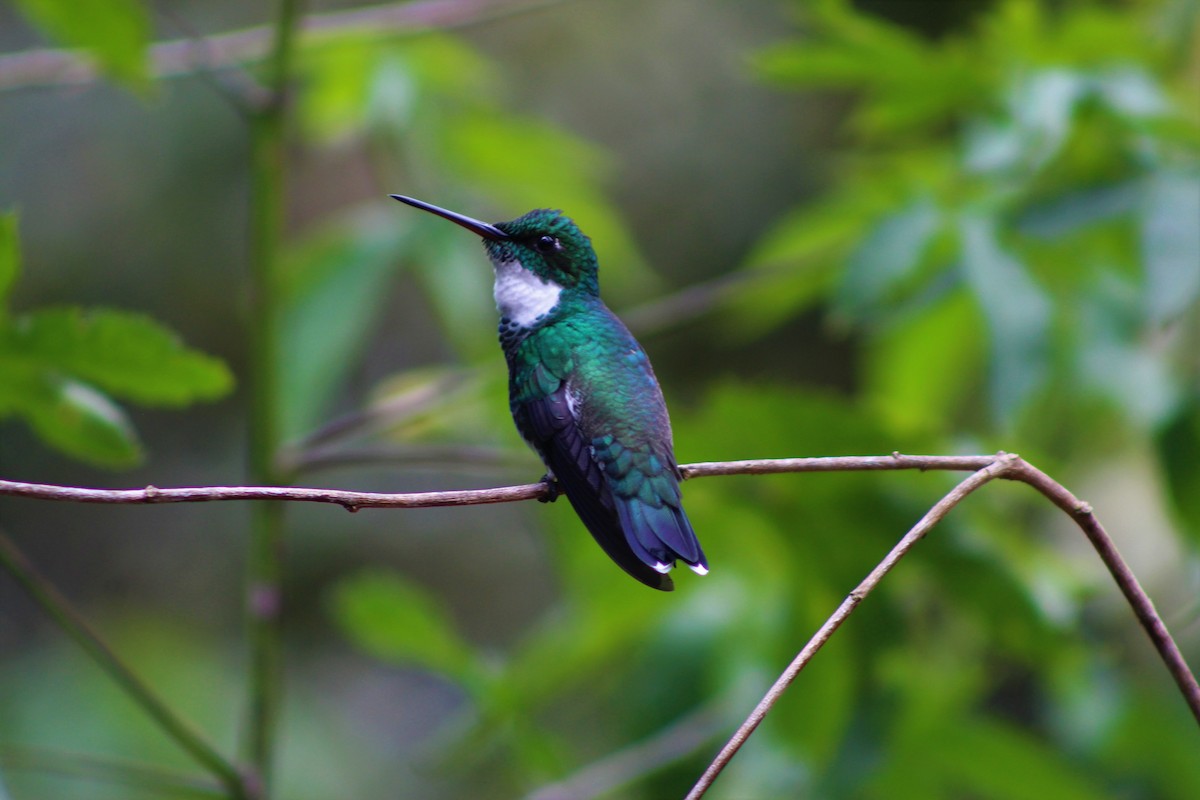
392;195;707;591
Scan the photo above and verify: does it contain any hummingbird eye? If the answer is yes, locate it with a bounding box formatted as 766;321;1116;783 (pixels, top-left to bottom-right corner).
534;235;561;254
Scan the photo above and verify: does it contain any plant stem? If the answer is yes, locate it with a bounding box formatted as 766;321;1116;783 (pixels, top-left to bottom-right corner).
0;530;245;796
242;0;303;791
0;745;227;798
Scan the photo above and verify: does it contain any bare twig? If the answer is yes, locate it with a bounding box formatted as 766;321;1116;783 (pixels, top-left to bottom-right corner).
1005;459;1200;724
0;745;225;798
684;460;1010;799
683;454;1200;797
0;529;247;798
0;0;569;94
524;705;723;800
0;475;548;509
0;454;996;510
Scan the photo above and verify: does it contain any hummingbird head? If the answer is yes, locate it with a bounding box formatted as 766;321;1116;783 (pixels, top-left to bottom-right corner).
490;208;599;296
391;196;599;293
392;195;601;328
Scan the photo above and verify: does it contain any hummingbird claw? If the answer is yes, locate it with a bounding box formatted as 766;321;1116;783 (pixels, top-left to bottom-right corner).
538;474;560;503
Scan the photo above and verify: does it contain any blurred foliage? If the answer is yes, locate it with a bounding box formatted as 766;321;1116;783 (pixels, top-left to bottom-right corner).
743;0;1200;446
0;212;232;467
2;1;1199;799
11;0;149;87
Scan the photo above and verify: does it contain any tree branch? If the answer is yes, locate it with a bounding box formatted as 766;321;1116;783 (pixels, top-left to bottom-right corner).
0;454;997;510
684;460;1008;799
683;453;1200;797
0;529;247;797
0;0;569;94
0;745;226;798
2;451;1197;774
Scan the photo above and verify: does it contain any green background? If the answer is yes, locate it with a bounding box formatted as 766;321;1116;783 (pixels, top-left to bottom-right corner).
1;0;1198;797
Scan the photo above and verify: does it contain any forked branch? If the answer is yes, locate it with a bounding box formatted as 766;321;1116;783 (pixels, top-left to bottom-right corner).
2;451;1197;797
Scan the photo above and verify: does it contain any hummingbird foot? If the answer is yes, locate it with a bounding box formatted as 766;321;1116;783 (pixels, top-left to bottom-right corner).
538;473;561;503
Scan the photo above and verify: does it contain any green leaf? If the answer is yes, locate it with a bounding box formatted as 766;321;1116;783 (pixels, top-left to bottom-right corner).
934;720;1111;800
835;196;941;317
1157;403;1200;544
0;368;141;467
959;213;1052;421
12;0;149;87
329;570;483;688
278;212;408;438
0;211;17;314
1141;170;1200;323
3;307;233;407
864;289;985;436
1077;274;1179;428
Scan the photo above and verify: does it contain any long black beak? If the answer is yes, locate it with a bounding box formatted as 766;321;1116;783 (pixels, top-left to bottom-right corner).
390;195;509;241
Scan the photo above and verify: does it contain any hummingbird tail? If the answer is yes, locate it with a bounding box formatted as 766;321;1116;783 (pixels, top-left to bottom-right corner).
615;498;708;577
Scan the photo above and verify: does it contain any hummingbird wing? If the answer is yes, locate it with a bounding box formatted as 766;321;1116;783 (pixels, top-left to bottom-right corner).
517;368;675;591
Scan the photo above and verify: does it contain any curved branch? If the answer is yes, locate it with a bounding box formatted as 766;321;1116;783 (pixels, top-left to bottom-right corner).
684;460;1010;799
683;454;1200;798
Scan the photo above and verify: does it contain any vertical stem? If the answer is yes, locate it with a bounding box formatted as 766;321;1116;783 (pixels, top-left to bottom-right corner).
243;0;303;793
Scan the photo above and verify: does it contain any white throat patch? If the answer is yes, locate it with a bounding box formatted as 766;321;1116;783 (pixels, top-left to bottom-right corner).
492;258;562;327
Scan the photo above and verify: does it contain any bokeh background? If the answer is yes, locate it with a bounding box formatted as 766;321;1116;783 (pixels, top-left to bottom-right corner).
1;0;1198;797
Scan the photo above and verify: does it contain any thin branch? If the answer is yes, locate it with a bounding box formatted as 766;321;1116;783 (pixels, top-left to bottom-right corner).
684;454;1200;798
0;475;547;509
0;529;247;797
0;745;226;798
0;0;569;94
524;705;723;800
684;460;1010;800
1006;459;1200;724
0;454;995;510
2;452;1197;734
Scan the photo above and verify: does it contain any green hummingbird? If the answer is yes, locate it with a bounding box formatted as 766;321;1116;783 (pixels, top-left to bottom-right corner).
392;195;707;590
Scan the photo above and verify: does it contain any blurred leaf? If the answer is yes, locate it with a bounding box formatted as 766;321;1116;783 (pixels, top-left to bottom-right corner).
959;213;1052;420
12;0;149;87
441;113;647;291
1157;402;1200;543
0;367;141;467
410;228;499;361
1;307;233;407
1102;687;1200;798
329;569;485;689
278;210;409;439
864;289;984;436
932;720;1112;799
835;196;942;318
727;197;864;336
300;34;494;144
1141;170;1200;322
0;211;17;313
1007;69;1088;171
1093;66;1169;119
1077;274;1180;427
